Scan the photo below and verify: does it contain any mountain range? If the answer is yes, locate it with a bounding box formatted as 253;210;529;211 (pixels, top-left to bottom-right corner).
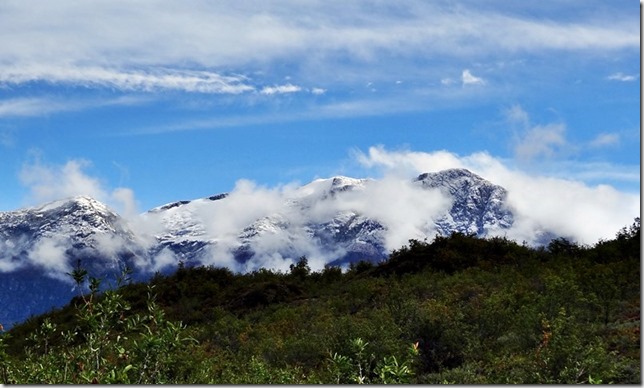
0;168;516;328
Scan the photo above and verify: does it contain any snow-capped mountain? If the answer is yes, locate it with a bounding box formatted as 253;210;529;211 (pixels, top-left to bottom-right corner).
0;195;147;273
142;168;513;269
414;168;513;236
0;196;149;329
0;168;514;329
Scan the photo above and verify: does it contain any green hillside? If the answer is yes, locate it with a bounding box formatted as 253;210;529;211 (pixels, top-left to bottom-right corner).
1;219;640;384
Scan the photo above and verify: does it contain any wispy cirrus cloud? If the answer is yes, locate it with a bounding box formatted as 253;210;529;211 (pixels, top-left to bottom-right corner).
0;98;73;118
0;1;637;91
588;133;620;148
0;0;636;134
0;66;254;94
0;95;150;118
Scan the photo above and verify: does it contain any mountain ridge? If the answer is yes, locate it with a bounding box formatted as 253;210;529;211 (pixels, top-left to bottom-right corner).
0;168;515;328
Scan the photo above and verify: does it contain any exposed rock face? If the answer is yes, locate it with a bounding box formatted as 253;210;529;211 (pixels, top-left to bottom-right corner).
414;169;514;236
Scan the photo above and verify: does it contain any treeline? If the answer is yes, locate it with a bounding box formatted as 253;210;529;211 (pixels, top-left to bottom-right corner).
1;219;640;384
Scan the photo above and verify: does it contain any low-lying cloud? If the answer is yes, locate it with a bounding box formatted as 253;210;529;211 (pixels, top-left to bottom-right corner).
19;158;140;218
2;148;639;277
355;146;639;245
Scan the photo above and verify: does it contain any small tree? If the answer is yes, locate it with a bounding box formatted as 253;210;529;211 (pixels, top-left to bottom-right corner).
290;256;310;280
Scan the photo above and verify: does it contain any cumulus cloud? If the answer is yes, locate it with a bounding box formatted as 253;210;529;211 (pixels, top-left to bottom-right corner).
20;159;106;203
143;145;638;273
461;69;486;86
503;105;570;161
355;146;639;245
19;158;140;217
514;123;567;161
2;156;149;276
354;146;464;176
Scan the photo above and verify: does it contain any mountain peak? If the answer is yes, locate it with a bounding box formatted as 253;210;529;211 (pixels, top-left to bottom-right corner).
328;176;369;193
414;168;513;236
34;195;110;214
416;168;482;183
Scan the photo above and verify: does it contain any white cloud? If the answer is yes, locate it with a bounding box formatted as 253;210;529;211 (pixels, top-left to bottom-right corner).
111;187;139;219
19;159;106;204
607;72;638;81
354;146;639;245
311;87;326;95
588;133;620;148
0;95;150;118
259;83;302;95
19;158;140;217
0;1;637;92
0;66;254;94
0;97;74;117
461;69;486;86
514;123;567;161
354;145;464;176
28;236;73;278
0;236;30;272
504;106;628;162
4;147;640;276
504;104;530;127
329;175;451;251
141;172;452;273
503;105;569;162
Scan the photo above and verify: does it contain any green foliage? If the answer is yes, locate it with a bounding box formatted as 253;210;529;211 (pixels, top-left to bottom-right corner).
289;256;311;280
327;337;419;384
2;219;640;384
4;268;197;384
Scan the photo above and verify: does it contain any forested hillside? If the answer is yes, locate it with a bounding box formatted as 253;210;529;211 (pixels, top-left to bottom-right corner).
1;219;640;384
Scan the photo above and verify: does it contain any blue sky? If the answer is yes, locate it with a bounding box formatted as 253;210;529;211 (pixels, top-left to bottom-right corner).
0;0;640;215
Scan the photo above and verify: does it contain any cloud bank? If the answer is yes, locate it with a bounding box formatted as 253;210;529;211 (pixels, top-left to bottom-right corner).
355;146;639;246
2;147;639;276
